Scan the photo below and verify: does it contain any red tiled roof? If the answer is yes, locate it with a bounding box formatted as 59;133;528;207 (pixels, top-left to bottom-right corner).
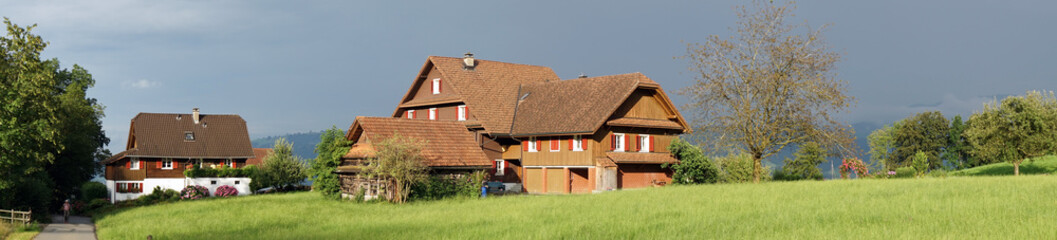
606;152;680;164
103;112;254;164
395;56;560;134
343;117;491;167
246;148;272;166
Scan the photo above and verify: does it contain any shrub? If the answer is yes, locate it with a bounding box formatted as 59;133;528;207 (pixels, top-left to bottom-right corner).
779;142;827;181
894;167;916;178
839;158;869;179
138;187;180;205
410;171;488;201
184;165;256;178
180;185;209;200
912;151;930;177
259;138;309;192
85;199;111;213
214;185;239;197
312;127;352;200
664;138;720;184
715;152;771;183
80;181;108;201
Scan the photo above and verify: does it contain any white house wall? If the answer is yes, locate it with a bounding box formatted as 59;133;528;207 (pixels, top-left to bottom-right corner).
107;178;252;203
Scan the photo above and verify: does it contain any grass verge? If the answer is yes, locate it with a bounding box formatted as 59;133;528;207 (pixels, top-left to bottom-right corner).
95;176;1057;239
951;155;1057;176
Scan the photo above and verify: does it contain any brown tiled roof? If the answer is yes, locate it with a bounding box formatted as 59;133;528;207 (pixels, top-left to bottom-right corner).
246;148;272;166
606;117;685;130
510;73;643;136
102;112;254;164
342;143;376;159
606;152;680;164
394;56;560;134
342;117;491;167
398;95;464;108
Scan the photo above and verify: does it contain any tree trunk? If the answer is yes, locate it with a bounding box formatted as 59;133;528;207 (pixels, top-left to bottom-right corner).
1013;161;1020;176
753;156;762;184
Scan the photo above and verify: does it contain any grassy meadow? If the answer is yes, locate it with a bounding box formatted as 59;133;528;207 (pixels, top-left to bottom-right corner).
95;175;1057;239
951;155;1057;176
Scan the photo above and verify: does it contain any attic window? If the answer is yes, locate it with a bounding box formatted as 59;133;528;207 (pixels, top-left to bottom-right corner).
432;78;441;94
185;131;195;141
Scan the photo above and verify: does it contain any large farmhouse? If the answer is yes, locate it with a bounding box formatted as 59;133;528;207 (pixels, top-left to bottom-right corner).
102;108;256;202
339;54;690;195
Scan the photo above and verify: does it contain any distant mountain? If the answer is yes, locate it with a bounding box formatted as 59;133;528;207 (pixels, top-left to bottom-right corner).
251;131;324;160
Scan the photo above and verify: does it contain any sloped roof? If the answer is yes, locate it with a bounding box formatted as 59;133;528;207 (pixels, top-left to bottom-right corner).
606;117;684;130
394;56;560;134
103;112;255;164
343;117;491;167
510;73;648;136
246;148;272;166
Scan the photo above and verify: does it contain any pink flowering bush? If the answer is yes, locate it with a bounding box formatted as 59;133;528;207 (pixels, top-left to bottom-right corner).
180;185;209;200
839;158;869;179
214;185;239;197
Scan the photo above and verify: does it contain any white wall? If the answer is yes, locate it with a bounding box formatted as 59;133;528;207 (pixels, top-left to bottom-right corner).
107;177;253;203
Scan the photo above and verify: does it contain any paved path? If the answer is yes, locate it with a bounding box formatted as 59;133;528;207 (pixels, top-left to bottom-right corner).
34;215;96;240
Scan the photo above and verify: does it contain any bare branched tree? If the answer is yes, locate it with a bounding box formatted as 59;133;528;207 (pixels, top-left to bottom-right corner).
681;1;856;183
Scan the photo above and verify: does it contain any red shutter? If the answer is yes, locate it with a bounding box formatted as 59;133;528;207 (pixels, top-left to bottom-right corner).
157;160;162;168
535;139;541;151
404;111;408;118
139;183;143;193
173;161;179;169
568;138;573;150
582;136;588;150
233;161;237;168
491;160;497;168
413;111;417;119
126;161;131;169
523;141;529;151
650;136;655;152
439;79;442;93
610;134;615;151
636;135;641;151
624;134;630;151
465;106;469;119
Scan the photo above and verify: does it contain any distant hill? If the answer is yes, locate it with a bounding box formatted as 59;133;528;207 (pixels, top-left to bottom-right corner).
251;131;324;160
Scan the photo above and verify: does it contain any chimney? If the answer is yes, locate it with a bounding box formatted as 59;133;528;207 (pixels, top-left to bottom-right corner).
463;52;475;70
192;108;200;124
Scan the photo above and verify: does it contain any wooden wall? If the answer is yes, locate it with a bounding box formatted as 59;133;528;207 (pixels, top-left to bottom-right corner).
521;136;593;166
610;89;671;120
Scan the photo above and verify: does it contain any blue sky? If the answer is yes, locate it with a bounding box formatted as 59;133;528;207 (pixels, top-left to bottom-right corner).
3;1;1055;154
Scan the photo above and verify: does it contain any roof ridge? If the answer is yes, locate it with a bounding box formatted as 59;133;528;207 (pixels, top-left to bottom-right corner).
427;55;553;69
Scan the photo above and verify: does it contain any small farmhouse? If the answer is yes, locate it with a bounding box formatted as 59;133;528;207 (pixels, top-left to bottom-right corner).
102;108;256;202
336;116;493;200
339;54;690;196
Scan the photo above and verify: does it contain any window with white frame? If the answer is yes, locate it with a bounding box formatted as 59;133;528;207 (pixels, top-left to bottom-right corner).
639;134;650;153
528;137;538;152
432;78;441;94
131;159;141;170
573;135;584;151
407;110;415;119
495;160;505;176
457;105;467;121
614;133;626;152
225;159;233;168
162;159;173;169
428;108;437;120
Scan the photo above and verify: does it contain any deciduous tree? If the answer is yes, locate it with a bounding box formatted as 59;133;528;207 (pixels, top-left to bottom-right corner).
780;142;826;181
681;1;854;183
365;134;428;203
892;111;948;169
867;121;900;171
311;127;351;199
663;138;720;184
260;138;308;191
964;90;1057;176
943;115;971;169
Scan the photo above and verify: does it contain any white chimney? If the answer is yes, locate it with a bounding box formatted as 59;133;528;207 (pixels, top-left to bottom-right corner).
192;108;200;124
463;52;475;69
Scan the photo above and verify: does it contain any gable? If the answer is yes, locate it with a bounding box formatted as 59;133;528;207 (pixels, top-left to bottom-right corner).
610;89;672;120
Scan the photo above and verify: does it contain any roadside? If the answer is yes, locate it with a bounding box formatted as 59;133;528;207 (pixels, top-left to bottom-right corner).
33;215;95;240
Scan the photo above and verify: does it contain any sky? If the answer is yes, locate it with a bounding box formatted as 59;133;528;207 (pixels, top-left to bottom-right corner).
2;0;1055;154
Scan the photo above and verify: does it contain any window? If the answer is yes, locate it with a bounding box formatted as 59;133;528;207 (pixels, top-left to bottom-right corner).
211;180;217;185
130;159;141;170
185;131;195;141
573;135;584;151
432;78;441;94
429;108;437;120
639;134;650;153
162;159;173;169
495;160;505;176
407;110;415;119
235;181;241;185
457;105;467;121
550;138;559;152
527;137;538;152
614;133;626;152
225;159;233;168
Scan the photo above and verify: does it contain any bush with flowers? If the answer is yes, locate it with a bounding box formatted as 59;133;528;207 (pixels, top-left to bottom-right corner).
180;185;210;200
214;185;239;197
839;158;868;179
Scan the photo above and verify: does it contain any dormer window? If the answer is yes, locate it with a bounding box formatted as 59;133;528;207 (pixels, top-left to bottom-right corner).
432;78;441;94
185;131;195;141
457;105;467;121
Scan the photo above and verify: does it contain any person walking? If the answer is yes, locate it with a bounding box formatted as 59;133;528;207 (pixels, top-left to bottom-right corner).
62;199;71;223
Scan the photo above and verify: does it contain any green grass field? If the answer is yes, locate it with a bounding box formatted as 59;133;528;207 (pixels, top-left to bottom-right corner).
95;175;1057;239
951;155;1057;176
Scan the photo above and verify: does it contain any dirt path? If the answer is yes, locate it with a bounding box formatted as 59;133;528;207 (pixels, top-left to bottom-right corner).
34;215;96;240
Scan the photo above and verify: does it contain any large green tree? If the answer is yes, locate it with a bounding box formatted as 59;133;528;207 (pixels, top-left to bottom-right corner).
892;111;949;169
260;138;309;191
965;91;1057;176
310;126;351;199
1;19;109;217
663;138;720;184
780;142;826;181
681;1;855;183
